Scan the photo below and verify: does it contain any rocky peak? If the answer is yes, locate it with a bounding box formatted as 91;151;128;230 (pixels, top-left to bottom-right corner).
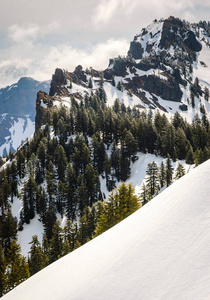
160;16;202;53
49;68;67;96
72;65;87;85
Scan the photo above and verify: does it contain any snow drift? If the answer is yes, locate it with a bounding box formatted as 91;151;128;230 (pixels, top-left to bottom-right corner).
3;160;210;300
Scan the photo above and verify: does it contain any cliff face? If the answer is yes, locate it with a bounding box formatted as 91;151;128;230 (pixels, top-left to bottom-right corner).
49;68;67;96
35;91;52;132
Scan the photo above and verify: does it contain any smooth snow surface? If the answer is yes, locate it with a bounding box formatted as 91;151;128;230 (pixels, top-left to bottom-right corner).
3;160;210;300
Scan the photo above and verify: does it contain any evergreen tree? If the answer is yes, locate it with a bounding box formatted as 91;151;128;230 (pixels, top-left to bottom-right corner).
28;235;46;275
57;180;65;216
16;150;25;178
204;86;209;101
75;174;88;217
84;164;97;206
0;244;6;296
162;125;176;159
63;239;71;256
55;145;67;182
159;160;166;188
117;80;122;91
64;220;76;251
185;145;194;164
5;240;29;293
43;208;57;240
88;77;93;89
175;128;187;160
65;163;76;221
9;161;18;202
140;183;150;205
1;204;17;251
165;154;174;187
21;176;38;223
111;76;115;87
49;220;63;263
46;161;57;205
94;182;140;236
175;163;185;180
37;141;46;176
146;161;159;196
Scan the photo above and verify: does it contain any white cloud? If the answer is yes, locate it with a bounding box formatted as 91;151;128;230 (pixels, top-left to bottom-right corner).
0;37;129;87
93;0;139;25
8;24;40;44
8;22;60;45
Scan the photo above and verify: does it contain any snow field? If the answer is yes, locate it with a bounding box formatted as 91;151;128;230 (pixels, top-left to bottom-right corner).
3;159;210;300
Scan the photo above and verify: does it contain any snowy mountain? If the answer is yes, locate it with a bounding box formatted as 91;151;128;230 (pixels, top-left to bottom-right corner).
0;77;50;156
3;159;210;300
36;17;210;131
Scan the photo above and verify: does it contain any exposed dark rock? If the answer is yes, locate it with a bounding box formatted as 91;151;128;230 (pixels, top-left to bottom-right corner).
179;104;188;111
126;74;182;102
135;57;159;71
128;41;144;59
49;68;67;96
184;31;202;52
35;91;52;132
73;65;87;86
173;68;187;86
160;17;184;50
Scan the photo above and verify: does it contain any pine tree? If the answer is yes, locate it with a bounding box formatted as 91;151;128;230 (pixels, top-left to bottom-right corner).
43;208;57;240
204;86;209;101
21;176;38;223
146;161;159;196
84;163;97;207
28;235;46;275
37;141;46;176
65;163;76;221
165;154;174;187
94;182;140;237
175;128;187;160
63;239;71;256
117;80;122;91
46;160;57;205
55;144;67;182
49;220;63;263
158;161;165;189
1;204;17;251
140;183;150;205
64;220;75;251
75;174;88;217
111;76;115;87
185;144;194;164
0;245;6;297
88;77;93;88
5;240;29;293
175;163;185;179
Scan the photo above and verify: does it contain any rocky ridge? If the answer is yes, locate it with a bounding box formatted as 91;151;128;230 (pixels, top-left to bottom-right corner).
35;16;210;131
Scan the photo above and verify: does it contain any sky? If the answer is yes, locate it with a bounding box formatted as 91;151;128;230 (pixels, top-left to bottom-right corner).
0;0;209;87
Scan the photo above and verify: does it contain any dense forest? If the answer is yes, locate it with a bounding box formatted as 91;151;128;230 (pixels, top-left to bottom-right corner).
0;85;210;296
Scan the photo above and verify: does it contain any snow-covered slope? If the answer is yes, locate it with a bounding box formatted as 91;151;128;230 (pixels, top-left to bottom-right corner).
3;159;210;300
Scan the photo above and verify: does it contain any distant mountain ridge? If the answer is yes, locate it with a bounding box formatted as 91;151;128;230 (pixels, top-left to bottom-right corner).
0;77;50;156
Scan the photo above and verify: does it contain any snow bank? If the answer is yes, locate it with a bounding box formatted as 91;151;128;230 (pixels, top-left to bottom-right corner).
3;159;210;300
